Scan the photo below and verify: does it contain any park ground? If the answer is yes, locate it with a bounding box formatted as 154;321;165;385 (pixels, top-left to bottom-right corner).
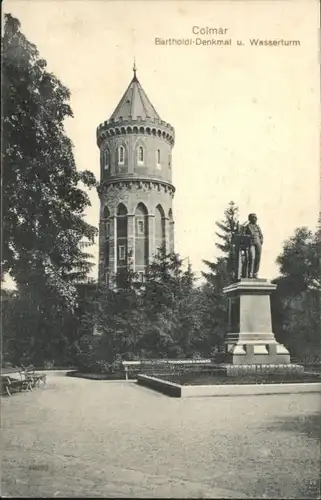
1;372;320;498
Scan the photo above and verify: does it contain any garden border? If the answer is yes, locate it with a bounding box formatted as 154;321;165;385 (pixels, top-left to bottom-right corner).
137;374;321;398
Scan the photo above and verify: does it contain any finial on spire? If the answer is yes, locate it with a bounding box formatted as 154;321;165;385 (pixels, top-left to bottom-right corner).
133;57;137;79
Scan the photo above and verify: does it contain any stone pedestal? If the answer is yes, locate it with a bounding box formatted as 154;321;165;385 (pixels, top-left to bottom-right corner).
222;278;291;365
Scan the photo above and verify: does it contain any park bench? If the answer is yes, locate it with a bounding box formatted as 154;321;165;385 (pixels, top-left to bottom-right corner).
1;376;24;396
19;366;47;389
122;361;141;380
1;367;47;396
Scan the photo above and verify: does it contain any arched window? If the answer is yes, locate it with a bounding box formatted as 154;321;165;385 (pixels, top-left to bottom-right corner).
104;148;110;170
156;149;161;167
117;203;128;266
118;146;125;164
105;221;111;237
155;205;165;251
135;203;148;236
103;206;111;238
117;203;128;217
135;203;148;268
138;146;144;164
168;208;174;253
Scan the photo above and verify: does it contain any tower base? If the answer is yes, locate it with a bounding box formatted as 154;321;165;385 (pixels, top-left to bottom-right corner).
222;279;292;366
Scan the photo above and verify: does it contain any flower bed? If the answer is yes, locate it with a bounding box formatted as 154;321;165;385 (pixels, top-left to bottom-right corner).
157;370;321;386
66;371;125;380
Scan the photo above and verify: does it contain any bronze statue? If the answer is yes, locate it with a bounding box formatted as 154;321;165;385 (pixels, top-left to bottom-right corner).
232;213;263;279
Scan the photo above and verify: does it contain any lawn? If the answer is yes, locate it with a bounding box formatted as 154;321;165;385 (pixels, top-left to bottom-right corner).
2;372;320;498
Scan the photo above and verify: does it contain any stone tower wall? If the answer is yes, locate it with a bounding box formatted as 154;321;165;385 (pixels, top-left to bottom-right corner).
97;87;175;286
98;180;175;284
100;134;173;184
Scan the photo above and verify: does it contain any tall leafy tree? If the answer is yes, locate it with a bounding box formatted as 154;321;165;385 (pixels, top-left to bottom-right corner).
142;248;201;358
86;254;146;370
275;227;316;295
202;201;239;286
273;224;321;361
2;14;97;304
201;201;239;352
2;14;98;364
1;288;18;365
88;248;202;367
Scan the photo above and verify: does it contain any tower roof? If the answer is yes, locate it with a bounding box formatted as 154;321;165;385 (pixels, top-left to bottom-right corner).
109;66;160;122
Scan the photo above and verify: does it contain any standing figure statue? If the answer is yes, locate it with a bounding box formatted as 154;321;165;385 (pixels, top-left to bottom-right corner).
232;213;264;280
241;213;263;278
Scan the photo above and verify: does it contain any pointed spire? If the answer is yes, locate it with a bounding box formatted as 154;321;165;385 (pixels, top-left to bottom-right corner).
133;58;137;81
109;65;160;121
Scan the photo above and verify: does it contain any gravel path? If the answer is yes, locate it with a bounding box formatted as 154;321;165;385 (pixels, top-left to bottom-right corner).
2;372;320;498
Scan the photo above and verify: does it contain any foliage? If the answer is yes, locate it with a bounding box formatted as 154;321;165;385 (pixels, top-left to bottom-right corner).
214;200;240;256
1;14;98;366
202;201;239;287
2;14;97;304
85;248;204;369
201;201;239;353
70;217;321;368
142;248;202;358
86;204;240;365
273;223;321;361
1;289;18;364
275;227;316;295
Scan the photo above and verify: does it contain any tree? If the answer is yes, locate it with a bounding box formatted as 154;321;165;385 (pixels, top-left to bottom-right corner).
1;288;18;364
203;201;239;285
90;247;203;367
86;255;146;371
275;227;316;295
273;224;321;361
214;201;240;255
201;202;239;352
142;248;202;358
2;14;97;302
2;14;98;365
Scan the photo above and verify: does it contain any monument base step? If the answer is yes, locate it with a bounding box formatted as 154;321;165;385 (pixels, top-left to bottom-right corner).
224;353;291;365
224;340;291;365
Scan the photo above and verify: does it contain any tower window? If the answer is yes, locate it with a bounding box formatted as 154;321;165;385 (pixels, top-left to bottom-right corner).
119;245;126;260
104;149;110;170
137;219;144;234
138;272;144;283
118;146;125;164
105;221;111;237
105;273;110;286
138;146;144;164
157;149;161;165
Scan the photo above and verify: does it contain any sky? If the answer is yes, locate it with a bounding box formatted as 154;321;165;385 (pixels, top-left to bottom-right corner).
3;0;320;285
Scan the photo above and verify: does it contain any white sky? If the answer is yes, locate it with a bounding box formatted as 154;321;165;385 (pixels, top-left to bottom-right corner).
3;0;320;286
